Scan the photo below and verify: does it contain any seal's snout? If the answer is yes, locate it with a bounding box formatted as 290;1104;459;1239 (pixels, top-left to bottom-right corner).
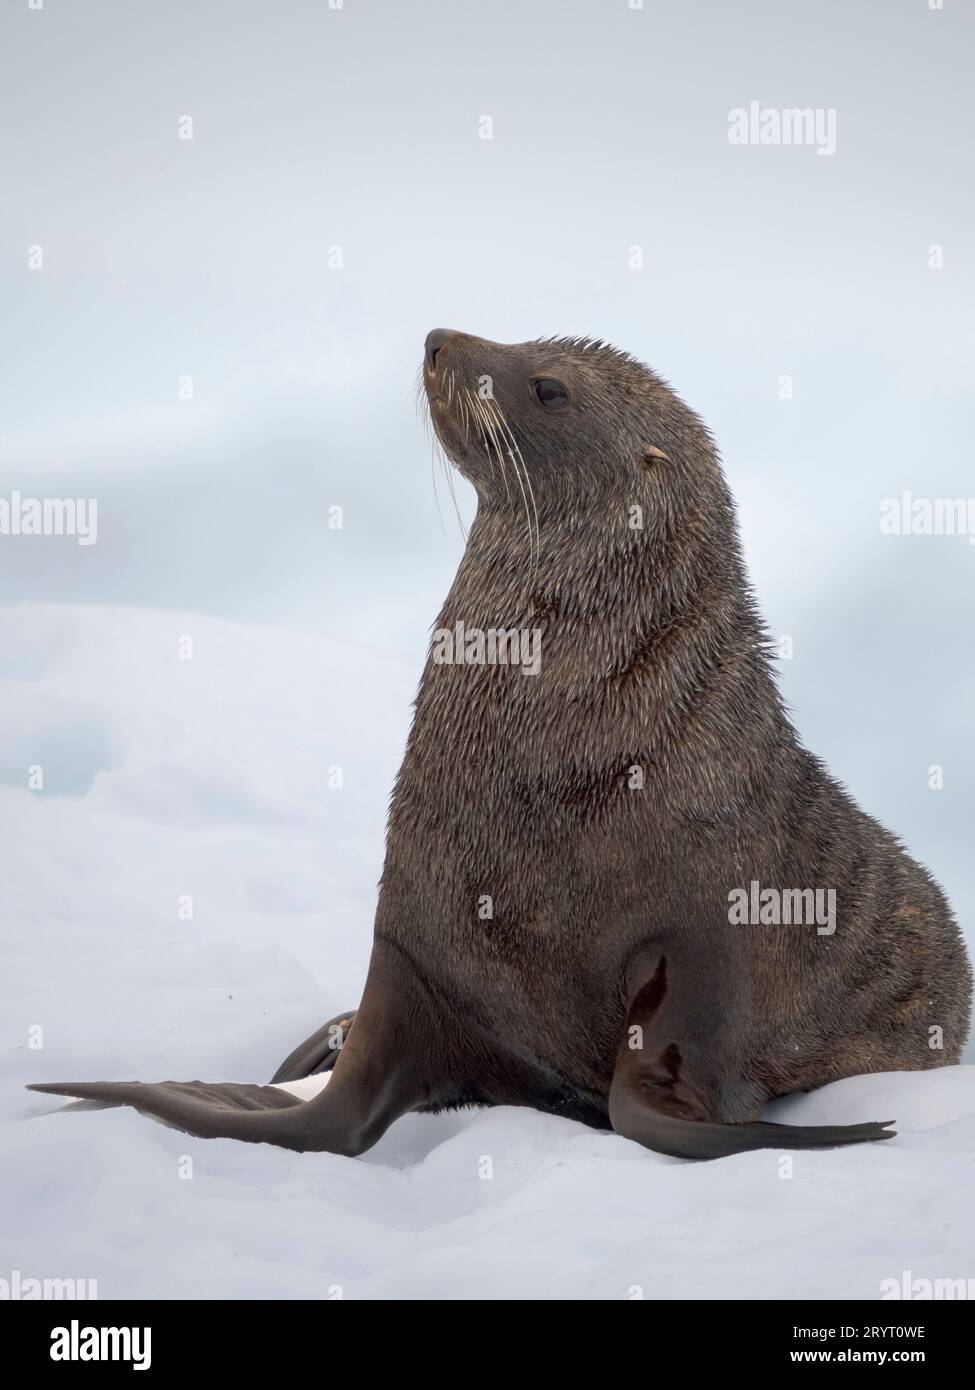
424;327;455;372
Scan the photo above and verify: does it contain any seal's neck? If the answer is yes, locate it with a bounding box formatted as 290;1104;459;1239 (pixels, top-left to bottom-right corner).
414;486;786;775
387;483;792;860
440;491;755;642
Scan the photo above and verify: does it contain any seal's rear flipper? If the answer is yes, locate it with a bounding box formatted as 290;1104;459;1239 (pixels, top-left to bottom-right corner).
608;1092;895;1160
271;1009;357;1083
610;953;896;1161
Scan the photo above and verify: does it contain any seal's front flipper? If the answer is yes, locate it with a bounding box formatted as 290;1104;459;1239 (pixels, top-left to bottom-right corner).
27;1006;363;1137
609;953;896;1161
26;1062;389;1154
271;1009;357;1083
28;1040;383;1155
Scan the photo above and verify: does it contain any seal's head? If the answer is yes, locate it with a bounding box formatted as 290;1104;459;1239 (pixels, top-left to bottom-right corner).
422;328;719;519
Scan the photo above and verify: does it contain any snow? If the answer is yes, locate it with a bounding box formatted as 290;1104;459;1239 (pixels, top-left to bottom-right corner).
3;603;973;1300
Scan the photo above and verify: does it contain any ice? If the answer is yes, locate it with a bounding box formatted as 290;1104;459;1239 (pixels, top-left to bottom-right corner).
3;604;972;1300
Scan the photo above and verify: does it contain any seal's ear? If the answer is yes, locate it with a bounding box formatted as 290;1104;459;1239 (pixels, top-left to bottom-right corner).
643;446;670;466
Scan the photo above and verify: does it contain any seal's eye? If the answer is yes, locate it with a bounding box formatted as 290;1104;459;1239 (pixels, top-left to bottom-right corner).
533;378;569;410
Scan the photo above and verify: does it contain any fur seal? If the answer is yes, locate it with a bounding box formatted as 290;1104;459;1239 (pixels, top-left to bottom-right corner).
30;330;972;1159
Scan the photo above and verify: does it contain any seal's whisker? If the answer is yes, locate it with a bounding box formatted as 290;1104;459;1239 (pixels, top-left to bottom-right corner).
429;396;467;543
486;395;539;587
418;366;451;540
477;391;519;513
422;400;448;539
414;365;428;417
467;390;498;494
489;397;539;582
471;389;510;505
491;402;533;579
429;436;448;538
441;441;467;542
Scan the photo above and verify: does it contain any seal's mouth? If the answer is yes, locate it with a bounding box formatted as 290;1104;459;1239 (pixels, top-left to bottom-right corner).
421;327;529;473
420;328;540;575
422;330;449;397
421;327;470;452
422;328;495;447
422;329;459;420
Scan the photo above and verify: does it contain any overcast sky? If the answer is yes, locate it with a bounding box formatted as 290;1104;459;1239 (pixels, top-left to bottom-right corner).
1;0;973;948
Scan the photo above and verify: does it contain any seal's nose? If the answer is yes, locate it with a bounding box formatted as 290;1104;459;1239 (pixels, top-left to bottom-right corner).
425;328;454;371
